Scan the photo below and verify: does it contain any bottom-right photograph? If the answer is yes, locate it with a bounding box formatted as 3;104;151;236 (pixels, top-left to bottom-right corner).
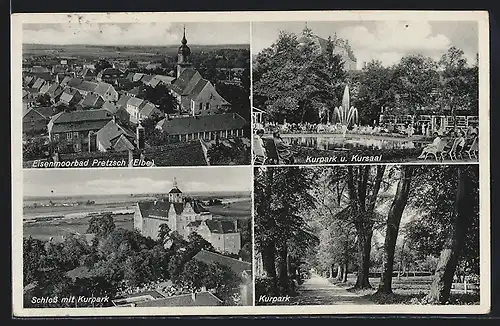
253;164;480;307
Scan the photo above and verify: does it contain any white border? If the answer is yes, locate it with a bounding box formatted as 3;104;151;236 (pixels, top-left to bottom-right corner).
12;10;490;316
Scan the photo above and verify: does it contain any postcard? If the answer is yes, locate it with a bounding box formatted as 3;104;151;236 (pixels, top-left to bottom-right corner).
11;10;490;317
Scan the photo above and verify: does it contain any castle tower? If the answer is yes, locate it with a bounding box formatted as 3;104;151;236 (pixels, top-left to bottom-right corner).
177;26;192;78
168;177;184;203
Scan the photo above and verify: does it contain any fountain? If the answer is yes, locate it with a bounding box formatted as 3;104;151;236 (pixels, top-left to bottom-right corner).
333;85;359;138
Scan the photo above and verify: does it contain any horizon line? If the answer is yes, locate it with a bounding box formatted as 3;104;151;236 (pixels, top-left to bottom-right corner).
22;42;250;47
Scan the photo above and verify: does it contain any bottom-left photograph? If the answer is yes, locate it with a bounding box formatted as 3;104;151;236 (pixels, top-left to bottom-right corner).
21;167;253;308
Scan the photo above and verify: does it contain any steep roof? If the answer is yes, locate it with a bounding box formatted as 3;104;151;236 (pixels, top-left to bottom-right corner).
60;76;73;86
52;109;112;124
188;79;209;99
141;75;154;84
94;82;114;97
80;93;104;108
191;200;209;214
134;291;222;307
156;113;246;135
171;68;202;95
99;67;123;76
137;199;185;218
205;220;238;234
127;97;144;108
102;101;119;114
67;77;84;88
112;134;135;151
47;83;61;94
32;78;45;89
193;250;251;277
132;73;145;82
75;81;98;93
96;120;135;151
25;106;58;119
139;101;158;117
116;94;132;108
126;72;135;80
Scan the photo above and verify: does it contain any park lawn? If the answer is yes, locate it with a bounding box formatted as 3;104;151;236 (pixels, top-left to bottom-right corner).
329;275;479;305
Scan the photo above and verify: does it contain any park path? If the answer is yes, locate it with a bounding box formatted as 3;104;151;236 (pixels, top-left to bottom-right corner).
289;273;375;305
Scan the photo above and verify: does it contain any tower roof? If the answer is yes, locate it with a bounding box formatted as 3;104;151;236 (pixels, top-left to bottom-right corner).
178;25;191;57
169;177;182;193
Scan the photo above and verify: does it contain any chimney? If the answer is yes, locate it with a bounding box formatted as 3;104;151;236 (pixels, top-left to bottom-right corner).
112;115;116;123
191;291;196;302
136;123;145;149
234;220;238;232
232;113;236;119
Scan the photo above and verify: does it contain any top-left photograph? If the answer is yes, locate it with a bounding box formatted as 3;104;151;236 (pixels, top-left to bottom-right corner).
20;21;251;168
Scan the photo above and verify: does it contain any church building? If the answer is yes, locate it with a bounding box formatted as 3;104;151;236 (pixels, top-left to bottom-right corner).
170;27;232;115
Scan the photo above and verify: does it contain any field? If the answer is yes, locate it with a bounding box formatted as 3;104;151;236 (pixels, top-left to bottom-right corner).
23;43;249;61
24;213;134;242
329;275;480;305
206;198;251;219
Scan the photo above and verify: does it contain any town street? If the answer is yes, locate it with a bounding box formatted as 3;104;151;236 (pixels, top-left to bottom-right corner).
288;273;374;305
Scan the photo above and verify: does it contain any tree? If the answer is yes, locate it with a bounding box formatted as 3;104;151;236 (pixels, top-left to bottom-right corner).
95;59;112;73
438;46;478;122
392;54;440;112
23;237;46;285
253;29;347;123
87;214;116;239
36;93;52;106
254;167;318;295
345;165;386;289
180;259;210;291
377;165;414;294
157;223;171;245
352;60;396;125
128;60;138;69
426;166;478;303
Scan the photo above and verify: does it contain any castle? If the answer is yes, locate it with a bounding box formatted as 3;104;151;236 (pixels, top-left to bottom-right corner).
133;178;242;255
298;25;357;71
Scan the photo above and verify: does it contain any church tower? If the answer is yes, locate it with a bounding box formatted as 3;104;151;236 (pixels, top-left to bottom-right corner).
168;177;184;203
177;26;192;78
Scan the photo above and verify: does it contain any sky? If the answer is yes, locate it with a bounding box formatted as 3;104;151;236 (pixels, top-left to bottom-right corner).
22;22;250;46
23;167;252;197
252;21;478;68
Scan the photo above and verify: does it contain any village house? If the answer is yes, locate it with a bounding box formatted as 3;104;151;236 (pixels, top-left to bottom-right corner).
47;109;114;153
96;67;125;84
94;82;119;102
23;107;59;135
73;81;99;97
155;113;247;142
32;78;46;91
78;93;105;110
57;88;83;106
134;179;214;240
116;94;133;110
46;83;64;102
38;82;52;95
95;118;136;152
80;68;97;81
187;219;241;255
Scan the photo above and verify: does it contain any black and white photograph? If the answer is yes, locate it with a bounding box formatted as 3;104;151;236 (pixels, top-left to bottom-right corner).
252;21;480;165
21;21;251;168
22;167;253;307
254;165;480;306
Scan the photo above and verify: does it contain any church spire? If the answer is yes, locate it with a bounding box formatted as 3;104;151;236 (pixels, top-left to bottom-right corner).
181;25;187;45
173;177;178;188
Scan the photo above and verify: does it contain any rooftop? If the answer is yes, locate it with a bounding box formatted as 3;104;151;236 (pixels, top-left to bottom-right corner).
156;113;246;135
193;249;251;277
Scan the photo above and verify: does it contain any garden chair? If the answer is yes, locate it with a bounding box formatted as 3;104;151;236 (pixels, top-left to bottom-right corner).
465;136;479;160
447;138;460;161
418;139;446;161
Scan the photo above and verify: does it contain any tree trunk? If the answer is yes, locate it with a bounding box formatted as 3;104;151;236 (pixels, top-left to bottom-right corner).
426;167;472;303
342;263;348;282
277;242;289;295
378;166;414;294
262;241;278;296
355;227;373;289
336;265;343;281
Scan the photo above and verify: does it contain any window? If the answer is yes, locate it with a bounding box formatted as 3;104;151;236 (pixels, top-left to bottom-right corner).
205;103;210;111
73;132;79;139
199;102;203;112
67;132;72;140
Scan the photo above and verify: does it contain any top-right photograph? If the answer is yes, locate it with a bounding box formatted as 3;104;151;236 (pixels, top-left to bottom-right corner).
251;21;480;165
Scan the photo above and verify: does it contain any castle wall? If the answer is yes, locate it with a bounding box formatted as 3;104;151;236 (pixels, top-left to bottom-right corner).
142;216;170;240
